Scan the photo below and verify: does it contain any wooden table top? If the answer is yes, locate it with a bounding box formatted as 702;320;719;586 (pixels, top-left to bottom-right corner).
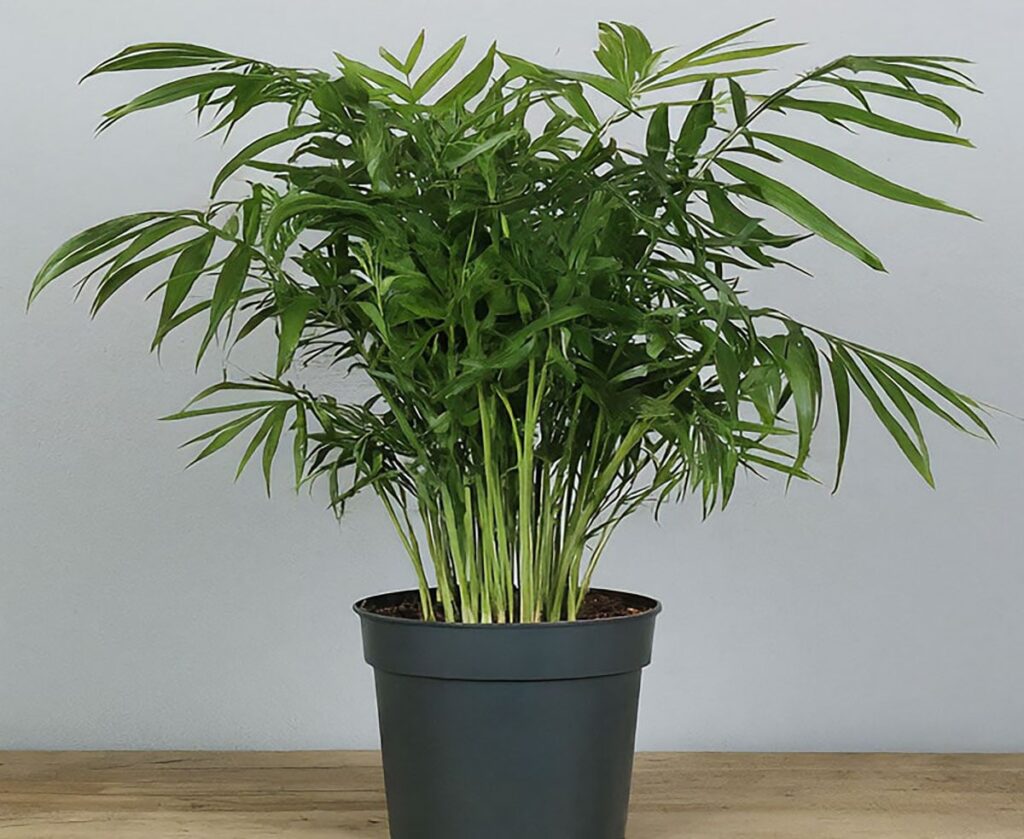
1;751;1022;837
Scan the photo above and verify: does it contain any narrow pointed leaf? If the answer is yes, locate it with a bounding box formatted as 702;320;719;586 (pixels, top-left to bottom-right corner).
825;78;962;127
413;37;467;100
91;240;193;315
657;19;775;77
158;234;216;323
404;30;426;74
646;104;670;164
235;408;278;479
211;124;322;197
198;245;251;364
98;73;256;130
675;80;715;159
276;294;316;375
774;97;974;146
436;44;496;109
835;345;934;486
262;402;291;494
827;351;851;492
378;47;406;74
292;403;308;488
754;132;974;216
186;409;268;467
717;158;885;270
84;43;240;79
685;43;804;69
30;212;168;305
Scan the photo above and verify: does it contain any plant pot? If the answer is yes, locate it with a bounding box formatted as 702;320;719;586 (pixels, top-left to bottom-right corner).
354;588;660;839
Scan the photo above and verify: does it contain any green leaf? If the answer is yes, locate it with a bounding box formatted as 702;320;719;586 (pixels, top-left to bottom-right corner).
645;104;670;164
211;124;322;197
861;349;992;439
613;21;653;79
91;239;193;315
356;300;389;337
640;67;766;94
98;72;259;131
445;129;519;169
154;232;216;346
861;352;930;455
262;402;290;494
162;399;280;421
781;333;819;470
292;403;308;488
233;305;277;344
30;212;169;305
657;19;775;76
151;298;215;348
276;294;316;375
845;57;980;92
404;30;426;74
234;414;275;478
834;345;934;486
825;78;962;127
754;132;974;217
728;79;748;126
413;37;467;100
559;83;599;129
717;158;885;270
101;217;196;278
675;80;715;160
378;46;406;74
860;353;979;437
336;55;413;101
774;97;974;146
685;42;804;69
241;186;264;244
566;71;632;107
435;44;496;109
84;43;239;79
186;409;269;467
198;244;251;364
714;339;740;415
594;23;629;83
263;194;377;251
827;351;851;493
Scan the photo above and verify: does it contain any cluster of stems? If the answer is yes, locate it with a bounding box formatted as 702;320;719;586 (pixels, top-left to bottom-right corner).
372;361;660;623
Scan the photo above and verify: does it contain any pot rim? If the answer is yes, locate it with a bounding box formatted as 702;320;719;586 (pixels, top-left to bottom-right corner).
353;586;661;629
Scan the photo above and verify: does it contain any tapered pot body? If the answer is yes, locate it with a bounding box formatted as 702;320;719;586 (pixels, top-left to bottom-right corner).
355;588;660;839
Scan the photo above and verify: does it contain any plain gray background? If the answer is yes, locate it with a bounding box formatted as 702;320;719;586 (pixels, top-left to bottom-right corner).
1;0;1022;751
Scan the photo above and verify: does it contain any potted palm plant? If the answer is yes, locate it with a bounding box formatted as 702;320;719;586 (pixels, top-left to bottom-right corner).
31;20;992;839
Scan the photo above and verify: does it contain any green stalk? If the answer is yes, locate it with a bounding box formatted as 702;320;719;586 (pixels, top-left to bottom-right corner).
420;499;457;622
551;422;648;620
376;487;434;621
519;360;537;621
496;386;527;621
478;386;511;621
464;484;489;622
440;483;475;622
576;517;618;613
535;465;554;618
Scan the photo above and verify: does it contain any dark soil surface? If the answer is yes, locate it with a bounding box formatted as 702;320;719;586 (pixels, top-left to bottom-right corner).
361;589;653;623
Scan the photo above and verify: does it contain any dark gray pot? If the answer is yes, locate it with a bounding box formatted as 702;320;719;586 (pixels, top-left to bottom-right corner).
355;588;661;839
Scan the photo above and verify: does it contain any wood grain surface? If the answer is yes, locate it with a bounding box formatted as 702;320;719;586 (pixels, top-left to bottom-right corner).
1;751;1022;837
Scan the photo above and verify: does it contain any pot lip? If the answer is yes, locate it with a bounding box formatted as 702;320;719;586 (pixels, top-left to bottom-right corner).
353;586;661;629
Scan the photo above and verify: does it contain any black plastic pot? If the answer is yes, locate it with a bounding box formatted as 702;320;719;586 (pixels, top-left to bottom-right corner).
355;588;660;839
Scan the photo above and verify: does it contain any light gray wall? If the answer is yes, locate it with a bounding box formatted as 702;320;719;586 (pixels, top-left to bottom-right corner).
1;0;1021;751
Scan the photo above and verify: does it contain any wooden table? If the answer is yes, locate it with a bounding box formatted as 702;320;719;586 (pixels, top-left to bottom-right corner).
1;751;1022;837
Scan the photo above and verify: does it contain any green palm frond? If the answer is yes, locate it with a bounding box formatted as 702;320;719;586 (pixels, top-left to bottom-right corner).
31;22;992;622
